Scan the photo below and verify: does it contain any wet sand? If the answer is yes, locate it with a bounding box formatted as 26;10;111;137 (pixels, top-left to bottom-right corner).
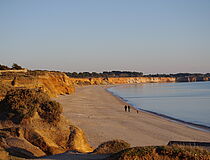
56;85;210;148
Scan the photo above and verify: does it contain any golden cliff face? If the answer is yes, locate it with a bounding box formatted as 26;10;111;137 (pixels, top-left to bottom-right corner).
34;72;75;97
69;77;176;85
0;71;75;98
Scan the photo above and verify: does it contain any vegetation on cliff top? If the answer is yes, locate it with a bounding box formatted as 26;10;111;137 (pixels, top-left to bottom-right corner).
1;63;209;79
0;63;23;70
146;72;210;78
107;145;210;160
66;71;144;78
0;88;62;124
66;71;210;78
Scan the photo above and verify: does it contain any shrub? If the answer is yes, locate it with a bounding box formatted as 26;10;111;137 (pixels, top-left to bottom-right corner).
12;63;22;70
156;145;210;160
93;139;130;154
38;101;62;123
0;83;12;98
0;64;10;70
0;88;62;124
107;145;210;160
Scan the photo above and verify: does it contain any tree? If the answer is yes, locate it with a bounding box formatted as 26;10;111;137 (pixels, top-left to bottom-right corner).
0;64;10;70
12;63;22;70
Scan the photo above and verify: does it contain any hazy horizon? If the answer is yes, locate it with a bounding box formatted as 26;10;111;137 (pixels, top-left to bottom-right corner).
1;0;210;74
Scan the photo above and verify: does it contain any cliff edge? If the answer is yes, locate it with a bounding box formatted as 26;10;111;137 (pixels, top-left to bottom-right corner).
0;71;75;99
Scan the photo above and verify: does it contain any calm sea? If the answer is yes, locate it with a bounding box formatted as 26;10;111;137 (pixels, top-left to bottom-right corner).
107;81;210;129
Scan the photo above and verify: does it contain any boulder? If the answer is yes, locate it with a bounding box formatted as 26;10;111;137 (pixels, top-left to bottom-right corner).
67;125;93;153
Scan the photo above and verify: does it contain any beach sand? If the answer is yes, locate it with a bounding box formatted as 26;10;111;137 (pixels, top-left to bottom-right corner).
56;85;210;148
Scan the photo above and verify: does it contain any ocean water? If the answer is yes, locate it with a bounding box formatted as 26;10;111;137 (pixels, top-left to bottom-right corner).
107;81;210;128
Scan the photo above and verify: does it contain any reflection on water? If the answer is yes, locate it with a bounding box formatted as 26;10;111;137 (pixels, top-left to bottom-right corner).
108;82;210;128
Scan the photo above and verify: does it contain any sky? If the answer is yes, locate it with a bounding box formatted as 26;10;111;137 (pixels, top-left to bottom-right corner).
0;0;210;74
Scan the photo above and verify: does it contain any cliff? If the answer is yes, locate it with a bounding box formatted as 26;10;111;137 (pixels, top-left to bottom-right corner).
0;71;75;99
69;77;176;85
1;70;209;99
70;76;210;86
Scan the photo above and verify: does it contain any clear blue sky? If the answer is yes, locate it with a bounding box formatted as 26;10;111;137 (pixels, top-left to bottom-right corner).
0;0;210;74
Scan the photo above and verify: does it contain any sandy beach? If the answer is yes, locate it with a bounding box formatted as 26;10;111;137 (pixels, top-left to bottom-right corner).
55;85;210;148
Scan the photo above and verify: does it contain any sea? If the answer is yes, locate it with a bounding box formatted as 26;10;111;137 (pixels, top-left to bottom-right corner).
107;81;210;130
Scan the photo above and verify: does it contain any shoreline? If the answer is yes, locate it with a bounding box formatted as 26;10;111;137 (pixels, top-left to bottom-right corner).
56;85;210;148
106;84;210;133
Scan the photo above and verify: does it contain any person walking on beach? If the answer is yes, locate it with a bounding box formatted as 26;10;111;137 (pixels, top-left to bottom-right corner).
124;105;127;112
128;105;131;112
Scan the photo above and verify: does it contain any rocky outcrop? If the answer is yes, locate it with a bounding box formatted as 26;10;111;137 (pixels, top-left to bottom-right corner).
0;88;93;159
67;125;93;153
0;116;93;158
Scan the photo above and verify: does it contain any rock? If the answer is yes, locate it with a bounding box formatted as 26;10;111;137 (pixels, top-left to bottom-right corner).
0;147;9;160
23;128;65;155
67;125;93;153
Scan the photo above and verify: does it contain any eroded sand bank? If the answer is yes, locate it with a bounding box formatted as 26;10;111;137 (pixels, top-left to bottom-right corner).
56;85;210;148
